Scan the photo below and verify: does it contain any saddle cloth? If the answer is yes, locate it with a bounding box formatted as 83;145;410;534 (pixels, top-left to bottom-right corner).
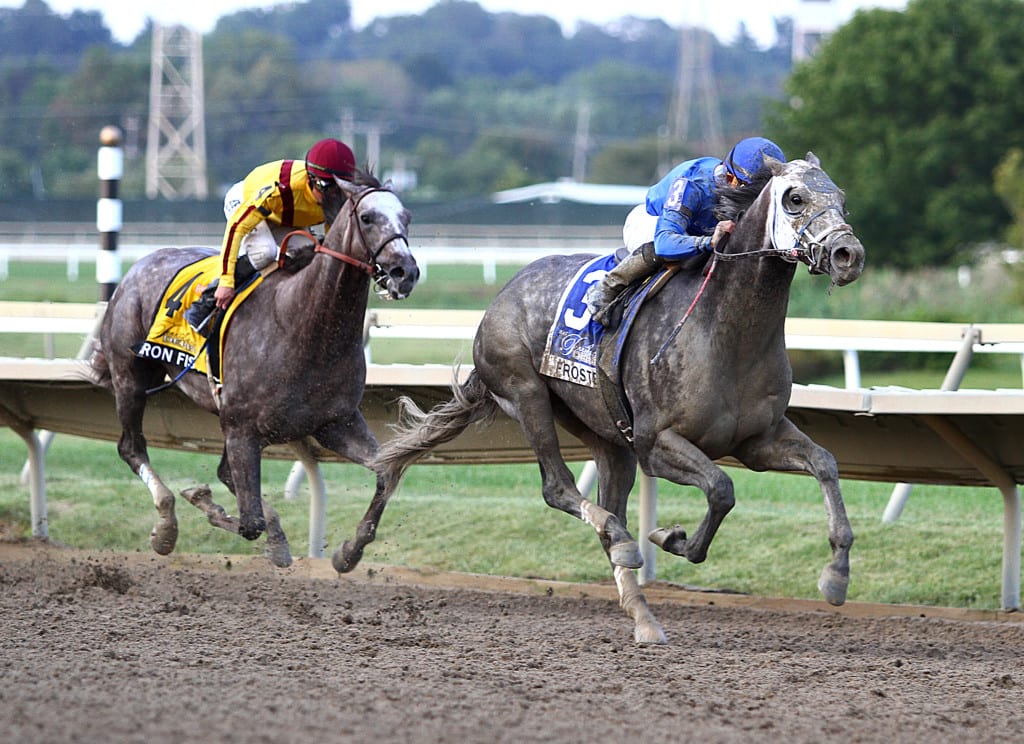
540;254;678;389
131;255;262;382
539;254;617;388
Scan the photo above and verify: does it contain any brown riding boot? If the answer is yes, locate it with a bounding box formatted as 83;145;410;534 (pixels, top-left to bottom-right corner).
585;242;663;326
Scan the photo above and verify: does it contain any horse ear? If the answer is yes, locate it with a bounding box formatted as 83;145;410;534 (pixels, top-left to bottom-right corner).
335;175;358;197
764;154;786;175
805;151;821;167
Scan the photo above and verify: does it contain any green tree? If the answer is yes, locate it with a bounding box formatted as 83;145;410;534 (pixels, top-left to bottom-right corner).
767;0;1024;268
994;149;1024;250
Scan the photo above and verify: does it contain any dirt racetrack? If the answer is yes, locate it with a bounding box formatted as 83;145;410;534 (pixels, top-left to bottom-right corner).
2;540;1023;743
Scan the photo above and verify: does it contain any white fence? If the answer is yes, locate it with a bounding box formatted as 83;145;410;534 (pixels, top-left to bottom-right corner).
2;302;1024;609
0;223;623;284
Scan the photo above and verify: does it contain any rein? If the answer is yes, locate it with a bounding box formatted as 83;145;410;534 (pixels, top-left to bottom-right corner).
288;187;409;290
650;253;719;365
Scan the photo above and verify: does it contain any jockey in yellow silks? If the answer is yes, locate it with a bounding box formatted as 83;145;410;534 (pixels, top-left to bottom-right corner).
185;138;356;333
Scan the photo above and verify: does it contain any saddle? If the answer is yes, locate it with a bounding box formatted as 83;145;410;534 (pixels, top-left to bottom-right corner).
537;254;682;445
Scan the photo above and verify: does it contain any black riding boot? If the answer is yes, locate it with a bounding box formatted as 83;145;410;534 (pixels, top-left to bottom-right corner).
184;280;219;335
184;256;258;336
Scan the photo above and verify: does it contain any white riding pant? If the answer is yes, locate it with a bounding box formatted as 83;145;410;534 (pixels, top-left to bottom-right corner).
622;203;658;252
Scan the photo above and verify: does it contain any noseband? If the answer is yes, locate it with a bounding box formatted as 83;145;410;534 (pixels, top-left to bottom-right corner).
713;178;854;276
780;205;854;275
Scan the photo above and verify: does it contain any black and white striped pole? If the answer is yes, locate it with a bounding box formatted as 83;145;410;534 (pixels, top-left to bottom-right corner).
96;125;123;301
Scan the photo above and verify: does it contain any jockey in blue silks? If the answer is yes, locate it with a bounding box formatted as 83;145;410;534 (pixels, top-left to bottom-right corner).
585;137;786;326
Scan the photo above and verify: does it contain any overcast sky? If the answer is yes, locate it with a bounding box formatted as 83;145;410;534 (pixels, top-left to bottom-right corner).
1;0;908;48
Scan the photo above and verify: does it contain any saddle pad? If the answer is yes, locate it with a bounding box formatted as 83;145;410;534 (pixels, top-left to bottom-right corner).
539;254;617;388
131;255;262;381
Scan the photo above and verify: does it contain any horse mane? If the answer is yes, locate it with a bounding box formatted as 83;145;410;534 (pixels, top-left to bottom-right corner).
714;167;773;224
350;166;382;189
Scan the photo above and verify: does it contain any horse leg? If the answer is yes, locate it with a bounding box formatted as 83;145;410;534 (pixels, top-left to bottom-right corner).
179;483;239;533
734;417;853;606
311;414;389;574
216;446;292;569
187;450;289;567
112;377;179;555
261;498;292;568
219;432;267;541
641;428;736;564
583;434;667;645
500;387;642;569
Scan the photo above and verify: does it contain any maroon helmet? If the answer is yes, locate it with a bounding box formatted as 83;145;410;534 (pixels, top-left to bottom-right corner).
305;138;356;181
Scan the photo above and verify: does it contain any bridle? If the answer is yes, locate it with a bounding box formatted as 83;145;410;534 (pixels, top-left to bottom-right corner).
652;175;853;365
713;177;854;276
284;186;408;294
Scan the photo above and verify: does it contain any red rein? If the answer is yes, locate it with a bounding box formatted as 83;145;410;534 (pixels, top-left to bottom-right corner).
279;229;376;276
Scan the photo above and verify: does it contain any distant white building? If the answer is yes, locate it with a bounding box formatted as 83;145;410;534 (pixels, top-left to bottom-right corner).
792;0;840;61
491;179;648;206
792;1;909;61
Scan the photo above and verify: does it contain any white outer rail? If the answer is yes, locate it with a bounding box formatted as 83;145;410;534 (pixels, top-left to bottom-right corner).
3;303;1023;609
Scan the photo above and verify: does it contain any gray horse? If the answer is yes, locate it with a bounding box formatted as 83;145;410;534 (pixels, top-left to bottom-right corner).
341;154;865;644
91;171;418;566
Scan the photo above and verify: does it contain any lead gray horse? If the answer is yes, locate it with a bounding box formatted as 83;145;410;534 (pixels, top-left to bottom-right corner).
91;170;419;566
338;154;865;644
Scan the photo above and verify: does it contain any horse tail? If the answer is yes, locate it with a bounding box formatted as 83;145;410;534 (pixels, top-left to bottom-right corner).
87;338;112;388
373;367;497;480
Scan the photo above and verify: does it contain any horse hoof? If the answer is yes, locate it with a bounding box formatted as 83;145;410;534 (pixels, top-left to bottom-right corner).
180;484;213;503
634;621;668;646
818;564;849;606
331;541;362;574
648;525;687;556
264;541;293;568
149;520;178;555
609;540;643;569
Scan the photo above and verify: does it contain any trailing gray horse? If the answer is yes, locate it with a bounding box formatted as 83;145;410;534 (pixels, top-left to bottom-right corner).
91;170;418;566
343;154;865;644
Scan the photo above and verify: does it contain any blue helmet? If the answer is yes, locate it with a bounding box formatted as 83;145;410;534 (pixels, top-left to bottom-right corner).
723;137;785;183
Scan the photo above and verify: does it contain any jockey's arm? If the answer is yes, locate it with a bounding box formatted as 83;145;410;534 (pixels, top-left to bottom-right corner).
219;188;279;288
652;176;713;261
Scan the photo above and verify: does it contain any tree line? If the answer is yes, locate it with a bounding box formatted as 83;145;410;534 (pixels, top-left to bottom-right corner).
2;0;1024;268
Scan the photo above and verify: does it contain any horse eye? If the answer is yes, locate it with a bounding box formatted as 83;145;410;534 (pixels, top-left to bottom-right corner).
360;213;374;225
784;189;805;213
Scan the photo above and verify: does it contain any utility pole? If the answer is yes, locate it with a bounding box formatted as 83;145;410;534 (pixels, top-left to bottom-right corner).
340;109;388;173
668;26;725;159
572;100;591;182
145;23;208;199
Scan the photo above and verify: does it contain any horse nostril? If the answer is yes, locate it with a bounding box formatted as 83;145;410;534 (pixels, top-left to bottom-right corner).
390;267;406;281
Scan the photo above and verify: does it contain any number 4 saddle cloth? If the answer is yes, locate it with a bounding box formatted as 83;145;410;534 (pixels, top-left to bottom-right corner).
130;255;262;382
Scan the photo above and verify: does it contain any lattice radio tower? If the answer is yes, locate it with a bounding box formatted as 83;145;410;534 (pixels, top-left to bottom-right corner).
668;26;726;158
145;24;208;199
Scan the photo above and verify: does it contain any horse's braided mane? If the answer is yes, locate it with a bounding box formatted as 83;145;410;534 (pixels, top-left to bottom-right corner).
714;167;773;224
